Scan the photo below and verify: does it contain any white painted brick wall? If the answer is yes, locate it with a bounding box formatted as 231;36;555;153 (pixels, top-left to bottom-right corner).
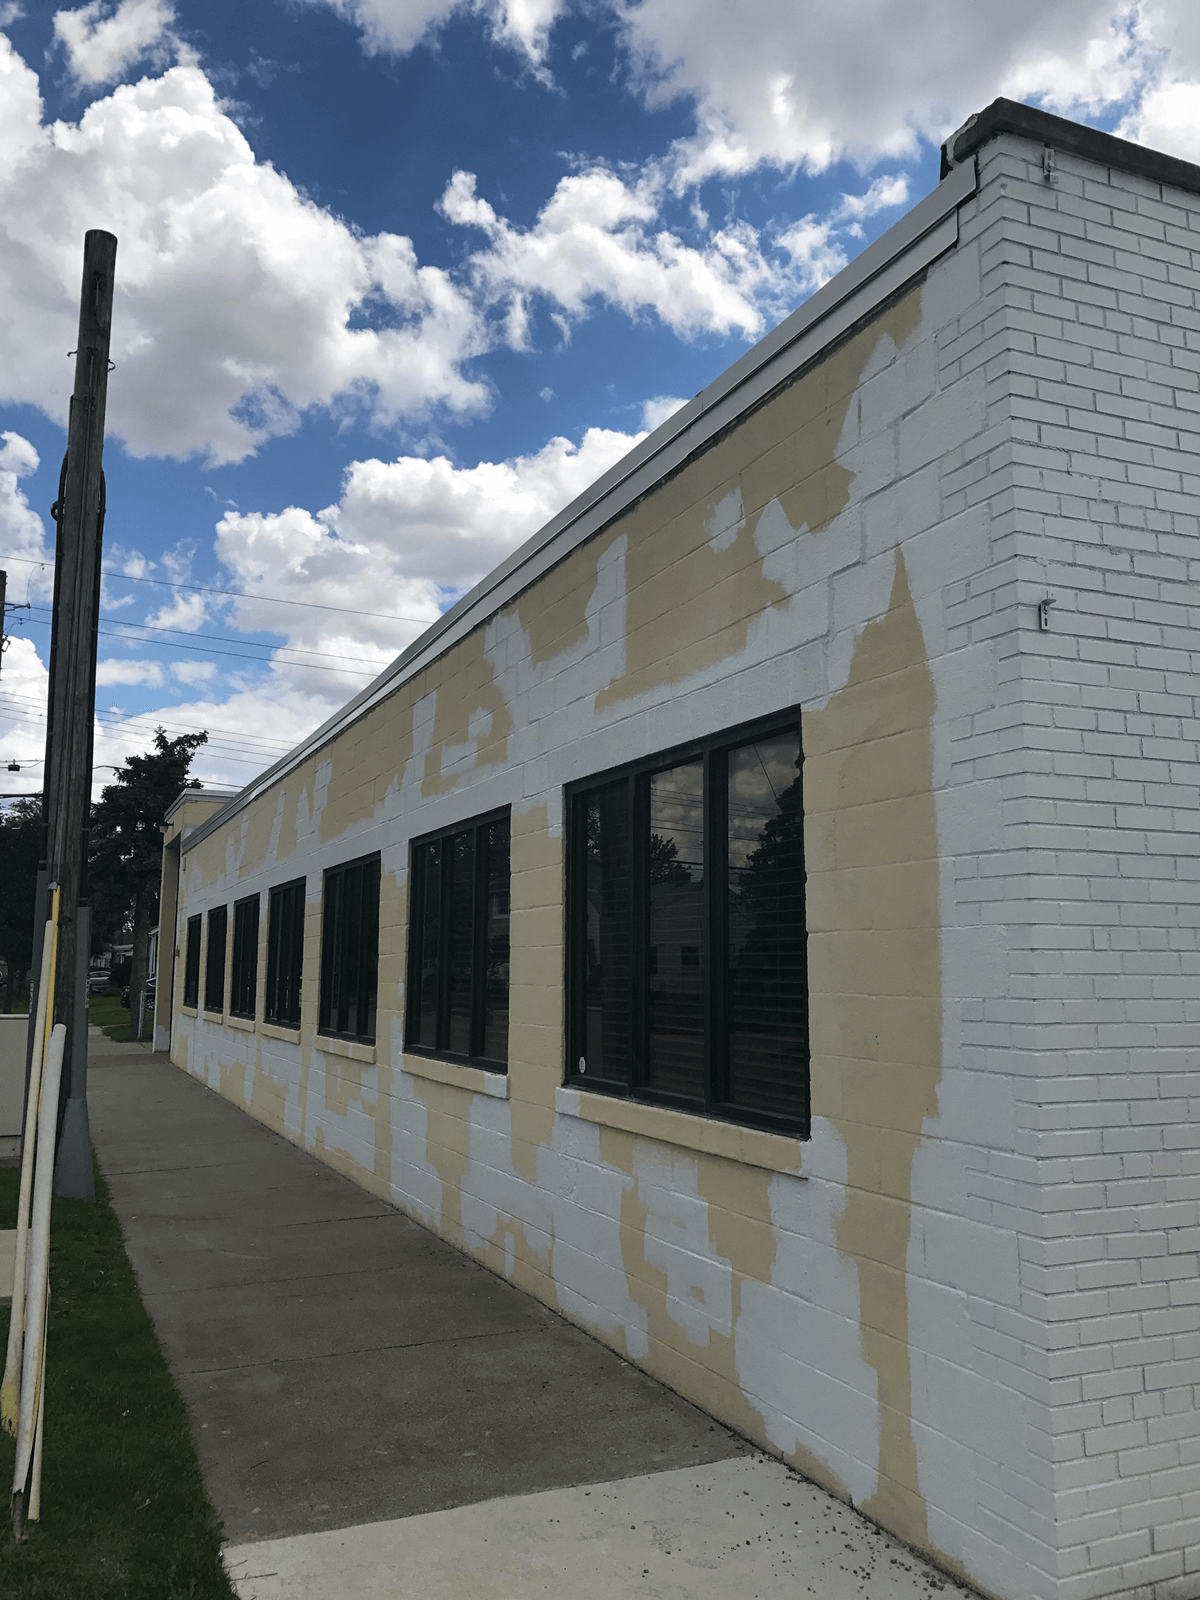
957;134;1200;1600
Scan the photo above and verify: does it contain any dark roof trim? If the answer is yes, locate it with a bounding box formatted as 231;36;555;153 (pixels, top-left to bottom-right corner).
941;96;1200;196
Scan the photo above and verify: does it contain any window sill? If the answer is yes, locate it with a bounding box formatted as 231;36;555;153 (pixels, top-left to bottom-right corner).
227;1014;256;1033
260;1021;301;1044
318;1034;376;1065
181;1005;197;1018
555;1086;803;1175
403;1053;508;1099
203;1009;224;1022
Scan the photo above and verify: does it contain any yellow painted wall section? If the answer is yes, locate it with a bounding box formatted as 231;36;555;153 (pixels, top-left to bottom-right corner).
595;287;922;705
805;548;941;1549
421;625;513;798
518;530;614;667
317;687;417;846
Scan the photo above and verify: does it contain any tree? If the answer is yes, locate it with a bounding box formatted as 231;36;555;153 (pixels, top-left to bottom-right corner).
89;728;208;1010
0;796;42;1012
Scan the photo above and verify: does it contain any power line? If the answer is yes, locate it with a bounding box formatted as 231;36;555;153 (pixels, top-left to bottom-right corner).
0;712;270;769
0;689;296;752
0;551;443;626
0;695;301;763
26;602;393;668
0;714;294;769
0;687;297;748
19;612;381;678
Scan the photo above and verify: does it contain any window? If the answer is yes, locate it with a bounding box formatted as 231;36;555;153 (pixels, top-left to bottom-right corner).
265;878;306;1028
405;810;510;1069
204;906;227;1013
230;894;260;1019
567;713;809;1136
319;854;380;1042
183;915;201;1009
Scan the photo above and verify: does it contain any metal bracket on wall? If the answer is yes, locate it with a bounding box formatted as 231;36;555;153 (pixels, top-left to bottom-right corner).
1038;596;1056;631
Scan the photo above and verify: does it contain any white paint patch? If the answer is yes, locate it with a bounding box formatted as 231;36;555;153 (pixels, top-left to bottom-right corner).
735;1163;880;1509
543;1114;649;1359
634;1146;733;1348
706;487;744;552
460;1094;553;1268
388;1025;442;1227
311;757;332;839
307;1047;378;1173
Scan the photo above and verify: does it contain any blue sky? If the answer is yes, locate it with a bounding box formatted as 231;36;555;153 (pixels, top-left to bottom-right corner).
1;0;1197;793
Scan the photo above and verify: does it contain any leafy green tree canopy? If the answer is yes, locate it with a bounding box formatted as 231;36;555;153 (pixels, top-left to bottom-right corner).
89;729;207;992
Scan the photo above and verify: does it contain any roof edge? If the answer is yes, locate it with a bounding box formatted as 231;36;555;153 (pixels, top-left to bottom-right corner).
163;785;238;826
941;96;1200;195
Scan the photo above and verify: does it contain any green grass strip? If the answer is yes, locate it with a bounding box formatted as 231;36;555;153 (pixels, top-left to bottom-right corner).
87;993;135;1044
0;1160;236;1598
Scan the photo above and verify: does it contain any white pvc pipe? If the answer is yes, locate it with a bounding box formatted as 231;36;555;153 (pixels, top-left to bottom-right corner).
29;1289;46;1523
11;1022;66;1515
0;915;57;1437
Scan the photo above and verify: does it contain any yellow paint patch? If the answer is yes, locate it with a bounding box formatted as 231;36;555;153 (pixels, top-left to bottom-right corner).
596;286;922;707
507;805;561;1185
422;625;513;797
318;686;416;845
805;548;941;1548
518;532;616;667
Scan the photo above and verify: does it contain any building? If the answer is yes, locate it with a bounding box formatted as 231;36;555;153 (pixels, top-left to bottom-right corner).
155;101;1200;1600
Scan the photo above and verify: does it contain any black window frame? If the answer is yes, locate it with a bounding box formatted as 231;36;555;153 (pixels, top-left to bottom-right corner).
183;914;201;1009
265;877;306;1029
565;707;810;1139
404;806;511;1071
230;893;260;1020
319;852;381;1043
203;905;227;1014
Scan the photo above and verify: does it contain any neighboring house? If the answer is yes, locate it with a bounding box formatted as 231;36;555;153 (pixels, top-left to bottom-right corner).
154;101;1200;1600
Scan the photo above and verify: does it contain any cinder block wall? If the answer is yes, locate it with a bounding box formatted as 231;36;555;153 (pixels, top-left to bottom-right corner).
166;122;1199;1600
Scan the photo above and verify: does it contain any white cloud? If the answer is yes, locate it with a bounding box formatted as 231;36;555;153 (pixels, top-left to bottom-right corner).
53;0;180;87
95;657;164;686
143;591;206;633
443;167;786;341
213;422;647;685
0;637;49;783
1121;77;1200;158
641;395;685;431
1117;2;1200;161
616;0;1140;183
0;4;25;25
302;0;564;64
0;431;51;606
170;659;216;684
0;43;489;464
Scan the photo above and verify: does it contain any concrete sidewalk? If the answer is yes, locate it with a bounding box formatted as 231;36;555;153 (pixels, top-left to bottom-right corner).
87;1034;972;1599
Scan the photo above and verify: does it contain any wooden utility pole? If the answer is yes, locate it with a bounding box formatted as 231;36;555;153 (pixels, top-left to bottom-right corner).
35;230;116;1202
